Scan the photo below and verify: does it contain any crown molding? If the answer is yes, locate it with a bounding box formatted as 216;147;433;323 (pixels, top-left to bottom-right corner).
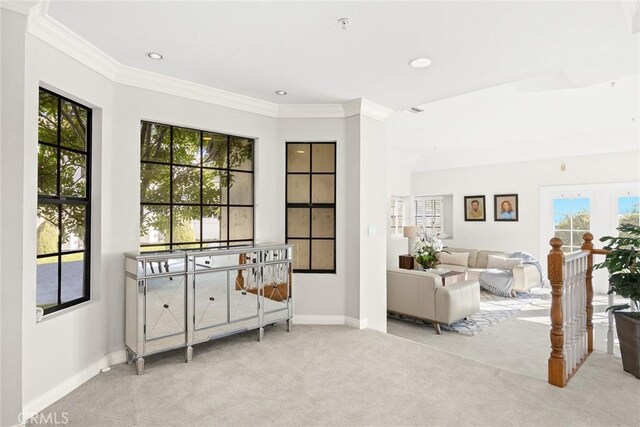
278;104;345;119
25;3;396;120
117;66;280;118
1;1;39;16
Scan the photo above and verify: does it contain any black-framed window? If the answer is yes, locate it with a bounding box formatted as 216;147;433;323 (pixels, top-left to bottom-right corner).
285;142;336;273
140;121;254;251
37;87;92;315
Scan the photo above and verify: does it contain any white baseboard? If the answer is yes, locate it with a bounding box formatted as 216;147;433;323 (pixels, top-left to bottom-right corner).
22;350;127;417
293;315;366;329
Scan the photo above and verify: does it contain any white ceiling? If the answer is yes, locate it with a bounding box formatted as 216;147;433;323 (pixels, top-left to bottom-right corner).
46;0;638;111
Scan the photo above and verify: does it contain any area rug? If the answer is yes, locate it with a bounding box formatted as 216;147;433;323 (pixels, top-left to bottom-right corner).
389;286;551;336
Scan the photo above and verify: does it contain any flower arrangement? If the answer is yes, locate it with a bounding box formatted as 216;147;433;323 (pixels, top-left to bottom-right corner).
410;230;446;269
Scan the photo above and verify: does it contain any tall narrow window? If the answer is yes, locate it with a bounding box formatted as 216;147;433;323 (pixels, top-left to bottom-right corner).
140;121;254;251
286;142;336;273
553;197;590;253
37;88;92;314
618;196;640;232
389;197;405;237
414;196;443;234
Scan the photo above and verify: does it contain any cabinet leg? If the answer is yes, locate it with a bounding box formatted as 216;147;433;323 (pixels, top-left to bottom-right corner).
186;346;193;363
136;357;145;375
126;349;134;365
286;318;292;332
257;327;264;342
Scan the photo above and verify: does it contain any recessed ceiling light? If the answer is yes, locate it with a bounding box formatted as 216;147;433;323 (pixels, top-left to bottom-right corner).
275;90;287;96
203;136;212;141
409;57;432;68
296;150;305;154
146;52;163;60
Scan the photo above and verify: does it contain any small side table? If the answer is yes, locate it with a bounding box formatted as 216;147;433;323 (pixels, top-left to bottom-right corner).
399;255;415;270
440;271;465;286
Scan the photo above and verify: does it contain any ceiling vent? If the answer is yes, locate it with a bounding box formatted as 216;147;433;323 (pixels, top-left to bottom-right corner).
409;107;424;113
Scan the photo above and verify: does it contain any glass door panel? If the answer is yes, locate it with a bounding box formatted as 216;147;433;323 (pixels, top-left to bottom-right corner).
145;275;185;340
194;271;228;330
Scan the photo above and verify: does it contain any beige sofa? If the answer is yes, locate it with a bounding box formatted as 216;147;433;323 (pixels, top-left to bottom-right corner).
437;247;541;292
387;268;480;334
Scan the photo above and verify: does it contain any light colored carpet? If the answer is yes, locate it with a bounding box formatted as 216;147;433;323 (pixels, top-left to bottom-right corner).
32;322;639;426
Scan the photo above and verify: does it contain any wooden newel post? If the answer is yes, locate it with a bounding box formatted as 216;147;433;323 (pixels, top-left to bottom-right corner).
581;232;595;353
548;237;566;387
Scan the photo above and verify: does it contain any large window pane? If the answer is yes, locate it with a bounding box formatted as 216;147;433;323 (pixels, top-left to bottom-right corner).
60;149;86;197
61;253;85;303
37;204;59;255
173;206;201;243
37;256;58;309
229;136;253;171
311;240;334;270
38;90;58;144
229;171;253;205
141;122;171;163
62;205;86;252
229;207;253;241
202;133;227;168
289;239;309;270
202;206;225;242
141;164;170;203
140;205;170;246
618;196;640;229
173;127;201;166
203;169;223;205
173;166;201;204
60;100;88;150
38;145;58;196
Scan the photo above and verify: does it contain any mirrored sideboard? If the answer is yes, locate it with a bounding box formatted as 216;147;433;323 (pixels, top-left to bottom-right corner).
124;243;293;374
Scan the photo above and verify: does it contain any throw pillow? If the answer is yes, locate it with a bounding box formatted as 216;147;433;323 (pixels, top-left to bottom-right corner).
437;252;469;267
486;254;522;270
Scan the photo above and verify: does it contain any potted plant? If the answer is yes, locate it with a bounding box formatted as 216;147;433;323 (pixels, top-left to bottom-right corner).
595;223;640;379
410;230;446;270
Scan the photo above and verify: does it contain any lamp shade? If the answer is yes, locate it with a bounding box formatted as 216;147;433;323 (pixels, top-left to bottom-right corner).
403;226;420;238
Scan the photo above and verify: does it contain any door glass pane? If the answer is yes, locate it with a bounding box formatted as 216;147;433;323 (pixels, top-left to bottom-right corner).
202;133;227;168
37;204;59;256
229;207;253;241
229;136;253;171
37;255;58;309
62;205;86;252
172;206;201;244
141;205;170;247
312;208;334;238
141;164;170;203
61;252;85;303
261;263;289;311
173;166;201;203
311;175;334;203
311;240;334;270
289;239;309;270
229;267;259;321
60;149;86;197
60;100;88;151
173;127;201;166
195;271;228;330
145;275;186;340
141;122;171;163
287;208;309;238
287;175;309;203
38;145;58;196
287;144;310;172
228;172;253;205
38;90;58;144
312;144;335;172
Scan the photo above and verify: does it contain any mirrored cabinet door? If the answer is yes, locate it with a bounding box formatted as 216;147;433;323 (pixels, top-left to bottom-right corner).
145;275;186;340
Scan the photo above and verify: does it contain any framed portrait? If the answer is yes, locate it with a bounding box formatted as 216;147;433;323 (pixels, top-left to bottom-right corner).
464;195;486;221
494;194;518;222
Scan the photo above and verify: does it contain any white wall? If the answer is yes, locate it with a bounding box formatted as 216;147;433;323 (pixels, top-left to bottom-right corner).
359;115;388;332
411;150;640;261
1;9;26;426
